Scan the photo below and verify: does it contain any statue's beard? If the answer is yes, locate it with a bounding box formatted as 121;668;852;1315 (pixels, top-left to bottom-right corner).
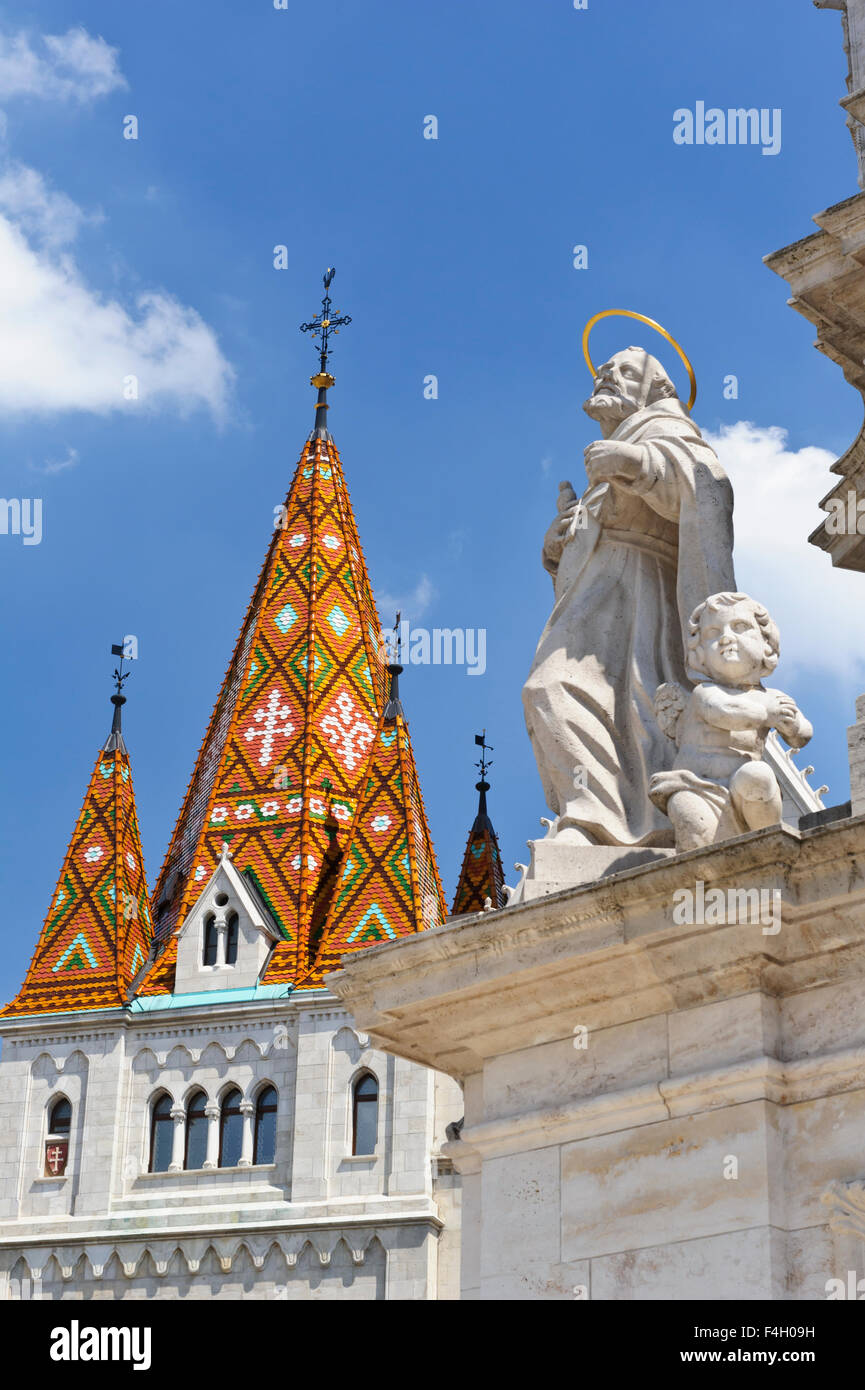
583;390;632;425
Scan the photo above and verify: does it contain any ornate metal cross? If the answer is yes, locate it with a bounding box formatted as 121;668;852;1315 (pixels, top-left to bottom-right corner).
300;267;352;375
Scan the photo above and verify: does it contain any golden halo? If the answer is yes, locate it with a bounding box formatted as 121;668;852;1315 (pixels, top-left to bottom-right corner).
582;309;697;412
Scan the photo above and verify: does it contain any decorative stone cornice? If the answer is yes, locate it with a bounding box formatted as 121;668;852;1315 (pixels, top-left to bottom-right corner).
329;816;865;1078
0;1216;444;1284
765;189;865;571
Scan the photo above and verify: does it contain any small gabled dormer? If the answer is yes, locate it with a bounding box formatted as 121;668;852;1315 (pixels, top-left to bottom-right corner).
173;845;282;994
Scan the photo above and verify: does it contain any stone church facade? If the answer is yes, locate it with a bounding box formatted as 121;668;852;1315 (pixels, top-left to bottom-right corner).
0;317;474;1300
0;989;460;1300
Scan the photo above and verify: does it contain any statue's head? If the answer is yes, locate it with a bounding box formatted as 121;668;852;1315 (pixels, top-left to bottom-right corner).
687;592;780;686
583;346;677;429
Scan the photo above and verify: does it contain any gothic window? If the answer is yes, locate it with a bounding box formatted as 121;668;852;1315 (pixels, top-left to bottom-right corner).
203;914;218;966
184;1089;208;1170
352;1072;378;1156
225;912;239;966
219;1087;243;1167
149;1093;173;1173
44;1095;72;1177
253;1085;278;1165
48;1096;71;1137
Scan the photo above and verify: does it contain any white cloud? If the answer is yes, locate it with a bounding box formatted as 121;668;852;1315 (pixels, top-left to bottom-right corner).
376;575;436;625
705;421;865;685
30;446;79;475
0;26;126;103
0;164;95;246
0;165;234;420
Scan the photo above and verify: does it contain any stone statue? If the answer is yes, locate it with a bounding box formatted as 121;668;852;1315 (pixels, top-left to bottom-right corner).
522;346;735;850
648;593;813;851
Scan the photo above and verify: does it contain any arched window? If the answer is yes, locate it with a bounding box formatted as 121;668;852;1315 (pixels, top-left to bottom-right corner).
48;1096;71;1137
149;1093;173;1173
203;914;218;966
253;1085;278;1165
219;1088;243;1167
352;1073;378;1156
184;1090;208;1170
225;912;239;967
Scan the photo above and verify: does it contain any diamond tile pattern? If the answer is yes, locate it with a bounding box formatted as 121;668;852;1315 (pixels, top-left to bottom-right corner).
138;436;444;995
2;748;153;1015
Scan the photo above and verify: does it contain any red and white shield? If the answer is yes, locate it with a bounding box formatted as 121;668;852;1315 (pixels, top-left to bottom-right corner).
44;1142;68;1177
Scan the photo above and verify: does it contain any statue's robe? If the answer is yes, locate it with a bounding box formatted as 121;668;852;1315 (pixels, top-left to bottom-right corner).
522;398;735;846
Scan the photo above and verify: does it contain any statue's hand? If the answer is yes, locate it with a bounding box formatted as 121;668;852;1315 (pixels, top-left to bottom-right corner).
584;439;645;486
768;693;809;745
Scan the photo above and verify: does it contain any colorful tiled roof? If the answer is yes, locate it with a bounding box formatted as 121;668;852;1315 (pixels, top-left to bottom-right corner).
138;435;444;996
299;666;446;986
451;779;505;916
2;731;153;1016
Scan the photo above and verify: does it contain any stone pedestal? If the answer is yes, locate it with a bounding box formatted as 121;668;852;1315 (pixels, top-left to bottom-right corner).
508;836;672;903
330;814;865;1300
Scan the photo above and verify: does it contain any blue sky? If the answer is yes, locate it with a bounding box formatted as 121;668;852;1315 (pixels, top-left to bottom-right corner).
1;0;862;1005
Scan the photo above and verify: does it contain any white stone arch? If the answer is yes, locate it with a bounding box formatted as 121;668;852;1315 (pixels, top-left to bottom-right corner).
163;1042;195;1071
249;1074;278;1105
216;1077;244;1107
31;1047;90;1082
131;1045;161;1075
181;1079;210;1109
199;1038;230;1068
9;1255;32;1300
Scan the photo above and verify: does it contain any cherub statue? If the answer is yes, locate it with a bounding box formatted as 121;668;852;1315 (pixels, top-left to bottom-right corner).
648;592;812;852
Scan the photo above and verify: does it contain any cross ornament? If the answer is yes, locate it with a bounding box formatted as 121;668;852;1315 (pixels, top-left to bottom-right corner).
244;689;294;768
300;267;352;375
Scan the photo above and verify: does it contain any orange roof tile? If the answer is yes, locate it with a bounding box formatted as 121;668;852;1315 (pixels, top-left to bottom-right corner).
138;435;444;996
2;743;153;1016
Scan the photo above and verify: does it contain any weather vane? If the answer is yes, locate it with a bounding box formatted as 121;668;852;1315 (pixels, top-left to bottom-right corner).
300;267;352;379
110;641;132;697
474;731;493;782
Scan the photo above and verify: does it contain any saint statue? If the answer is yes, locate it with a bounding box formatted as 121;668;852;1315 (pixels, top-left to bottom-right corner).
522;345;736;848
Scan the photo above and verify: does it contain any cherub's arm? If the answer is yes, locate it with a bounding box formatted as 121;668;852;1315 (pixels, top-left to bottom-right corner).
693;684;770;732
765;689;813;750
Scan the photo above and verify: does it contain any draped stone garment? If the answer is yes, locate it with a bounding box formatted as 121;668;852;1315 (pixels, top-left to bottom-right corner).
522;399;736;846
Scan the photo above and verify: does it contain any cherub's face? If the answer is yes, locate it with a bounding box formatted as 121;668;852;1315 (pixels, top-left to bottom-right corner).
696;602;768;684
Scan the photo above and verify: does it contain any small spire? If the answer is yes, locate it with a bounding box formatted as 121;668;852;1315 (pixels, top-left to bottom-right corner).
103;644;131;754
300;266;352;440
384;611;405;721
451;731;506;916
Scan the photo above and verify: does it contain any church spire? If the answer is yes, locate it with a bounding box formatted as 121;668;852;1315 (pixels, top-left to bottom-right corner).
2;654;154;1016
451;732;506;916
137;300;444;998
300;266;352;440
